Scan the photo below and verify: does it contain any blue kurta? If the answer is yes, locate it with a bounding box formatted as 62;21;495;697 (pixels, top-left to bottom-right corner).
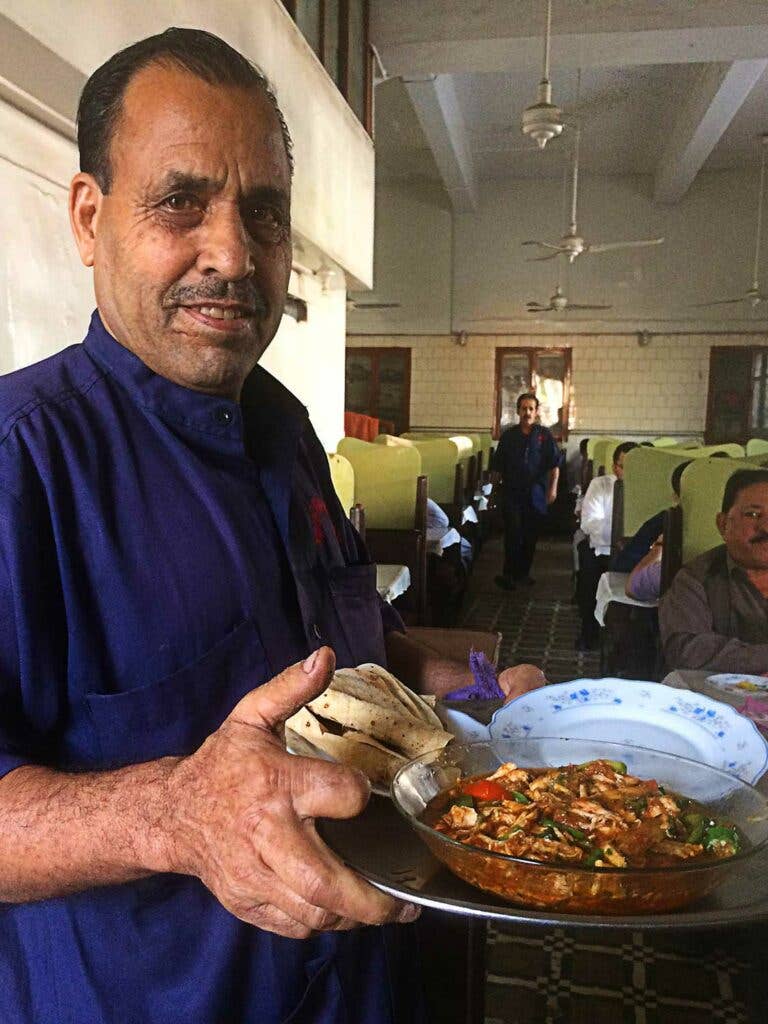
0;312;421;1024
492;423;561;514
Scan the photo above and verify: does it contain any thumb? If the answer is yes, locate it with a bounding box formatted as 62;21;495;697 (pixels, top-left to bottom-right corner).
227;646;336;731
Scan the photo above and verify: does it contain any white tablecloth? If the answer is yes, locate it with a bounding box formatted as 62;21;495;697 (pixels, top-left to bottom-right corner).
595;571;658;627
375;563;411;603
462;505;478;525
426;525;461;557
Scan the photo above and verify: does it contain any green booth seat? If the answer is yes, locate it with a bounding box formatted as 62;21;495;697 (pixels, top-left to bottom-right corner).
622;446;693;537
651;437;701;448
746;438;768;457
651;436;679;447
623;444;744;540
666;442;744;459
326;452;355;517
375;434;459;505
337;437;422;530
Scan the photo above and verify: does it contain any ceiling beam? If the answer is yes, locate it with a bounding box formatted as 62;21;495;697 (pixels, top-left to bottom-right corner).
404;75;478;212
0;13;81;141
380;25;768;78
654;59;767;204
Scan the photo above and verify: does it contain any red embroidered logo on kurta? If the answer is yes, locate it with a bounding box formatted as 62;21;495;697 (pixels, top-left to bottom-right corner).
309;495;329;546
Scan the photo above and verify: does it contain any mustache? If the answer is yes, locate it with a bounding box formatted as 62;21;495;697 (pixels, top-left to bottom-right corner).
750;533;768;544
165;279;268;315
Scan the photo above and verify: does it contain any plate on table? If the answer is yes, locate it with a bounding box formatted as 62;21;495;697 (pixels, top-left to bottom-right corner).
706;673;768;696
486;678;768;785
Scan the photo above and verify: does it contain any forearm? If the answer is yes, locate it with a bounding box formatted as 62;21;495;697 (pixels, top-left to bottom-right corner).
547;467;559;490
0;758;178;902
385;631;470;696
662;631;768;673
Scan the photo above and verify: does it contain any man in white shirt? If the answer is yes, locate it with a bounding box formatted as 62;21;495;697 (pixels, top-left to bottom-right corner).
576;441;637;649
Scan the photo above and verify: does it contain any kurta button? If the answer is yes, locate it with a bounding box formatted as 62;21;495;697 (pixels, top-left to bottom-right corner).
215;407;233;425
313;623;322;641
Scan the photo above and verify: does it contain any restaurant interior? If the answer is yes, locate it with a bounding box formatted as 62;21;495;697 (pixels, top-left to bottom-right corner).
3;1;768;1022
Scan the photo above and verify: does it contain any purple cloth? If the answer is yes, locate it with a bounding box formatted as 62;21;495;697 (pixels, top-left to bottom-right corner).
445;648;504;700
628;560;662;603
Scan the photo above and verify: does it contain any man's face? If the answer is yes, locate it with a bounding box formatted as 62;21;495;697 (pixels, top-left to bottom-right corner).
716;482;768;571
518;399;538;427
613;452;626;480
71;64;292;399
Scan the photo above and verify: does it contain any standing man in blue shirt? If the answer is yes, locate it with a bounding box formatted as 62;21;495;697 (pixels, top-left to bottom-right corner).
0;27;550;1024
491;393;561;590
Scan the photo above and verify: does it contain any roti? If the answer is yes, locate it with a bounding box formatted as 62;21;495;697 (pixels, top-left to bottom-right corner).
307;688;451;759
300;731;403;788
329;670;423;723
355;663;444;729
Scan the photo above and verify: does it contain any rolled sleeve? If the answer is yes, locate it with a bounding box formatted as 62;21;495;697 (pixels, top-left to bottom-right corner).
659;568;768;672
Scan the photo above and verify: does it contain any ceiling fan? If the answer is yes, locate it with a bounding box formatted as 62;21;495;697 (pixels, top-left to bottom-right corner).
522;111;664;262
521;0;563;150
691;134;768;310
527;284;612;314
346;298;401;312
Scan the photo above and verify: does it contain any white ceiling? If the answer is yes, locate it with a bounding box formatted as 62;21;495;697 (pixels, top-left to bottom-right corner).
370;1;768;203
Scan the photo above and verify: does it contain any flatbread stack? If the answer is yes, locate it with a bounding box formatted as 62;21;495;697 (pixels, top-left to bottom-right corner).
285;663;453;789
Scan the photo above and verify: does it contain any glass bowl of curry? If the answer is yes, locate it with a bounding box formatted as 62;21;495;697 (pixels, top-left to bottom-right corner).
391;737;768;914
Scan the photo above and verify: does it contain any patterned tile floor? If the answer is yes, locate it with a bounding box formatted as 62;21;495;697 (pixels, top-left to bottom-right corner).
456;534;767;1024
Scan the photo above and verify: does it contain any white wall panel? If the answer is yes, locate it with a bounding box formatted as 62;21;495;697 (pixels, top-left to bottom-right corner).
0;99;93;372
0;0;375;287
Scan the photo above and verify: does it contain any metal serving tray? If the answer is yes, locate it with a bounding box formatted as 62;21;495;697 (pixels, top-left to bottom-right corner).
319;794;768;931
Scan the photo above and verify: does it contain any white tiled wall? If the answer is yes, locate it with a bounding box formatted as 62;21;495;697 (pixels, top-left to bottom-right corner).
347;332;768;436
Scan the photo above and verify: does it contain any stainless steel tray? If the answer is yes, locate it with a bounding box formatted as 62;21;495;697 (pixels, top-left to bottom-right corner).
319;794;768;931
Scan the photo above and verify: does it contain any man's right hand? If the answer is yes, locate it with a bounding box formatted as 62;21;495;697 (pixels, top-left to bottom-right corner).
162;647;419;938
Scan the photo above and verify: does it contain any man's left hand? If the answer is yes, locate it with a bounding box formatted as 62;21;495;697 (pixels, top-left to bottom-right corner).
498;663;547;702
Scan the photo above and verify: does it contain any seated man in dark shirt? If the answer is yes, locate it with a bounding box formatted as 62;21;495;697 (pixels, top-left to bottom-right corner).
660;469;768;671
613;459;692;574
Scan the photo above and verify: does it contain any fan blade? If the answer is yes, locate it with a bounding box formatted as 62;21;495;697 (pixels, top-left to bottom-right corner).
521;240;563;250
526;252;561;262
688;298;744;308
567;303;613;310
526;304;550;312
587;238;664;254
351;302;401;309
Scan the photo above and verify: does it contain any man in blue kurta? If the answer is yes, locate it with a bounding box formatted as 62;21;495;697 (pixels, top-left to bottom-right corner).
0;28;434;1024
491;393;561;589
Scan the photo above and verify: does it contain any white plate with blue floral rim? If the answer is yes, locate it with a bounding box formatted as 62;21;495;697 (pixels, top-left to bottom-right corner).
440;679;768;785
706;673;768;696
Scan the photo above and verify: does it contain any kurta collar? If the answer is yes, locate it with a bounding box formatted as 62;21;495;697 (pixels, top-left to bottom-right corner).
82;309;308;453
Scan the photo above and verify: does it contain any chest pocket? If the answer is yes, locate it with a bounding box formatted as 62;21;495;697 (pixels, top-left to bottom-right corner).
84;619;269;767
326;564;385;668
